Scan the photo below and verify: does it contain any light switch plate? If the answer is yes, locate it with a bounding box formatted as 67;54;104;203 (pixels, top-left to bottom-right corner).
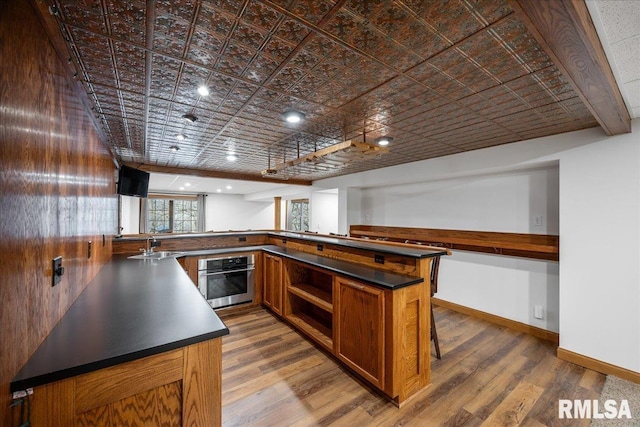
52;256;63;287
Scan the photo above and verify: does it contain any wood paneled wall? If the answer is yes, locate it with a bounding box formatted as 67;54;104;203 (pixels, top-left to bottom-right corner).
0;1;117;425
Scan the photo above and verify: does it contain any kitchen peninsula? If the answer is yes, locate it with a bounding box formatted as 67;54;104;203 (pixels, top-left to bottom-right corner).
11;231;446;425
114;230;449;404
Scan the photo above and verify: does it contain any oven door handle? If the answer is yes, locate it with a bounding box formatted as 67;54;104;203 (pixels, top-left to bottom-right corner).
199;267;254;276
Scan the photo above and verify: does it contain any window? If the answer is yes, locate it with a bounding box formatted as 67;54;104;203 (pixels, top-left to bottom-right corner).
287;199;309;231
173;199;199;232
147;199;171;233
144;196;200;233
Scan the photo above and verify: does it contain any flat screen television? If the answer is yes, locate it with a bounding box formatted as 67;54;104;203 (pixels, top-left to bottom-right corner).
117;165;150;197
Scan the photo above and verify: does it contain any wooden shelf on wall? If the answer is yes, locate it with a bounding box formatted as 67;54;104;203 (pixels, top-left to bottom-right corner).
349;225;559;261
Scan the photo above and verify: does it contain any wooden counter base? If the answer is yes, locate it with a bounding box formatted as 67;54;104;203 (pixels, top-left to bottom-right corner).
264;250;434;405
26;339;222;427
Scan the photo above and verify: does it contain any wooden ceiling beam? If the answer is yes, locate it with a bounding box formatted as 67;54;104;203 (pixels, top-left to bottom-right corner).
510;0;630;135
123;162;312;186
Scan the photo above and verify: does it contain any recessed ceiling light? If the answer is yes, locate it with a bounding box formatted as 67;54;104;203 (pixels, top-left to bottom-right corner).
197;85;210;96
179;186;185;190
183;113;198;123
216;188;221;193
282;110;305;124
170;145;180;152
185;182;191;187
375;136;393;146
226;154;237;162
226;185;232;190
176;134;185;141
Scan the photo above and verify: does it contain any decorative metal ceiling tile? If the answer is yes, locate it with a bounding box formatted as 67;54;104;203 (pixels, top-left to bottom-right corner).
241;1;281;30
52;0;601;181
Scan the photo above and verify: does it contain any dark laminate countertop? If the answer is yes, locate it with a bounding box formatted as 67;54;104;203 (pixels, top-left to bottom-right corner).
272;231;447;258
263;246;424;289
11;256;228;392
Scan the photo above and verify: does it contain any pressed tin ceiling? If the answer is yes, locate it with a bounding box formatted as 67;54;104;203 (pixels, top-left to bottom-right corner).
48;0;613;182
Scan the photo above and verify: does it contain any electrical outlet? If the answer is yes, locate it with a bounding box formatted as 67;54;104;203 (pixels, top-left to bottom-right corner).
12;388;33;399
534;305;544;319
534;215;543;226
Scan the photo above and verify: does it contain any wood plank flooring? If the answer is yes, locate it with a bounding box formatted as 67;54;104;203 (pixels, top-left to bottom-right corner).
219;307;605;427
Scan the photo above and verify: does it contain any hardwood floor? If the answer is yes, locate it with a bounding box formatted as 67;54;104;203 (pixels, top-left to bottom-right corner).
219;307;605;427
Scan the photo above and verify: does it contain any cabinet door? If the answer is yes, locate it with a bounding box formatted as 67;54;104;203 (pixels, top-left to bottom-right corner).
335;277;385;388
263;254;283;316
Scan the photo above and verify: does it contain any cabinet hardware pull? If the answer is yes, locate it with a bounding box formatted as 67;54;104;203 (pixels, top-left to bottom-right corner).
345;282;365;290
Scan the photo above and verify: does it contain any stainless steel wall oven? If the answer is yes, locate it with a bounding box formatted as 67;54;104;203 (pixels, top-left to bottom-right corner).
197;255;254;309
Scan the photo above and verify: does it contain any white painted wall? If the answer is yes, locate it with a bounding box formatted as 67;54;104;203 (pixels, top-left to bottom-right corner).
310;190;339;234
558;127;640;372
205;193;273;231
358;167;560;332
338;187;362;235
315;119;640;373
360;168;559;233
120;195;140;234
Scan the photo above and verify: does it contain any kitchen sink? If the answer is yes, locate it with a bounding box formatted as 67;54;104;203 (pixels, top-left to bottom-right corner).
128;251;185;260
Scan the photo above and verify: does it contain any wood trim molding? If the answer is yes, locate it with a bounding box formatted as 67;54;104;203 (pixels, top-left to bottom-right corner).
557;347;640;384
147;193;198;200
349;225;558;261
432;297;559;344
510;0;631;135
274;197;282;231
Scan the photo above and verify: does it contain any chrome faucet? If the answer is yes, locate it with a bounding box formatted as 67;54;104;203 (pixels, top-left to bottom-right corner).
140;236;157;255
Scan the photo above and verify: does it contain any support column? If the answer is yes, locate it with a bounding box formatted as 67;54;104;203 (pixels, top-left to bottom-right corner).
274;196;281;230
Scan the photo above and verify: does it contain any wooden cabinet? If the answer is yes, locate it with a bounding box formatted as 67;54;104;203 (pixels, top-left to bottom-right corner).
284;261;334;350
335;277;385;389
27;339;222;427
263;253;283;316
263;251;434;405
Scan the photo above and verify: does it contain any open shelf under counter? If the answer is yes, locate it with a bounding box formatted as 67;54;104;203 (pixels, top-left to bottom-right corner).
288;283;333;313
286;308;333;350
